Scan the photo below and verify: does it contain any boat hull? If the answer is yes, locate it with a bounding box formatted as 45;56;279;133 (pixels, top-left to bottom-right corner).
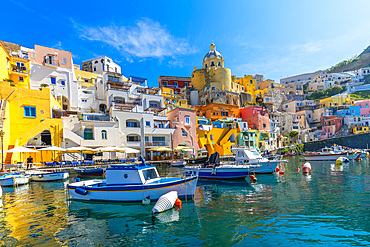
67;176;198;202
29;172;69;182
77;168;104;177
0;176;30;187
185;157;208;164
304;153;346;161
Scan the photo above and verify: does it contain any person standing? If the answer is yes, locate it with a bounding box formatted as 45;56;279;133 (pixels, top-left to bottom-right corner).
27;156;33;170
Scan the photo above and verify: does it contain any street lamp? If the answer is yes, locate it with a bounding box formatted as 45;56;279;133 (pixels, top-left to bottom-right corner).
0;130;4;171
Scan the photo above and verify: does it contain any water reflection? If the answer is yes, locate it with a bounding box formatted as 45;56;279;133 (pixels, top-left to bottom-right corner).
0;157;368;246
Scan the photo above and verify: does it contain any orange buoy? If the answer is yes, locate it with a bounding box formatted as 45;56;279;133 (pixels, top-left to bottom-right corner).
275;167;280;172
279;171;285;175
250;175;257;183
297;167;300;171
174;198;182;209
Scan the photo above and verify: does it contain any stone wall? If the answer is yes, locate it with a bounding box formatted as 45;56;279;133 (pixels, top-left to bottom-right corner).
303;132;370;151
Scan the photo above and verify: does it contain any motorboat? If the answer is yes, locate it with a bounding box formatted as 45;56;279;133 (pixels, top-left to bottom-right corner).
304;147;347;161
171;161;186;168
25;170;69;182
0;173;30;187
185;150;208;164
233;148;287;174
185;151;268;180
76;167;105;177
67;157;198;202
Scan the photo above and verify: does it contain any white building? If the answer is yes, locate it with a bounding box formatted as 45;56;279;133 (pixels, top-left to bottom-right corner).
82;56;122;74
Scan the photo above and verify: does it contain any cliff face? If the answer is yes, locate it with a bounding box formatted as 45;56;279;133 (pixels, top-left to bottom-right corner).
329;45;370;73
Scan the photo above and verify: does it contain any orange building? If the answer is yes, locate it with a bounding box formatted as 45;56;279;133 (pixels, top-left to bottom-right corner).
193;103;240;122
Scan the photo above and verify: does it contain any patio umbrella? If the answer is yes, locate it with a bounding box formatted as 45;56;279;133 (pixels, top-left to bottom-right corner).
5;146;39;164
174;146;189;150
39;146;66;162
65;146;95;153
122;147;140;154
155;147;173;152
97;146;120;152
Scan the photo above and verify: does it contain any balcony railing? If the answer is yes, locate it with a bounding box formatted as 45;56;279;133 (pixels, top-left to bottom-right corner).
83;115;112;122
146;141;170;147
11;65;28;74
43;60;59;67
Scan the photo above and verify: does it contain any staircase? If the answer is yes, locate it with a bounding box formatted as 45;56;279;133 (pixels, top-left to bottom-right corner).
4;145;14;164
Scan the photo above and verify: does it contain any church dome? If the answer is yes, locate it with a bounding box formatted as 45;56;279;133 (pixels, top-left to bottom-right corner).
203;43;223;61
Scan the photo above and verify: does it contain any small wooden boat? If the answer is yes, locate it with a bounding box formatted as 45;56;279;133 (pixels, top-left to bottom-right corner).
25;170;69;182
76;168;105;177
0;173;30;187
67;157;198;202
185;150;208;164
152;191;178;213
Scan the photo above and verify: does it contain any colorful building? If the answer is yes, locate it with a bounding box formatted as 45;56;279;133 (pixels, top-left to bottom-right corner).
193;103;239;122
354;100;370;117
320;93;353;108
239;106;270;131
0;82;63;164
235;75;256;103
167;107;199;155
161;87;188;109
158;76;191;94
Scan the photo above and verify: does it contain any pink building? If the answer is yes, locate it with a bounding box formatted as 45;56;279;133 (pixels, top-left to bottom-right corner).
28;45;73;70
167;107;199;155
354;100;370;117
323;115;343;135
239;106;270;131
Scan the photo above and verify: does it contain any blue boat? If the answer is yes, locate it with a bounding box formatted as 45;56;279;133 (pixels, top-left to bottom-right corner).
67;157;198;202
76;168;105;177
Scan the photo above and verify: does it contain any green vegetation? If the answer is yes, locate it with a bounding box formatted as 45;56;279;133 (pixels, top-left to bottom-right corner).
327;55;359;72
289;131;299;138
303;82;309;94
350;90;370;100
306;86;346;100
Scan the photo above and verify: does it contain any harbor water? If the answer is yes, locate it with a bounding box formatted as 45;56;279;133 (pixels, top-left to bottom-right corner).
0;156;369;246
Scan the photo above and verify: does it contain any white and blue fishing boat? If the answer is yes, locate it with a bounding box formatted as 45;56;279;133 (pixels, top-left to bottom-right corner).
67;157;198;202
0;173;30;187
25;170;69;182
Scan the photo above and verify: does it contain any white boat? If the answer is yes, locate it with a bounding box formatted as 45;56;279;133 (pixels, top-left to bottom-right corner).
152;191;178;213
185;148;286;180
304;147;347;161
171;161;186;167
67;157;198;202
0;173;30;187
25;170;69;182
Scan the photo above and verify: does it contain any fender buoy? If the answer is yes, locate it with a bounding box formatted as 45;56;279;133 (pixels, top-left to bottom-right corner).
275;167;279;172
75;187;88;195
297;167;300;171
174;198;182;209
250;175;257;183
279;171;285;175
38;174;43;178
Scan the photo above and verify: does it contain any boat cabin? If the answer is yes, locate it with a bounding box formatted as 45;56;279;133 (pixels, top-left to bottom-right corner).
196;150;208;158
233;148;264;164
106;164;160;185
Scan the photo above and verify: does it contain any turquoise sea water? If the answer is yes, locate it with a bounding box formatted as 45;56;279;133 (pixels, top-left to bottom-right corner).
0;156;369;246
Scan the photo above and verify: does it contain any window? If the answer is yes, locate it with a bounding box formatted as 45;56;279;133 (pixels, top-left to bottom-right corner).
184;82;188;87
210;134;213;140
145;136;149;142
146;121;151;127
94;67;97;71
24;106;36;118
44;55;55;65
106;65;109;71
185;116;190;125
163;81;168;86
84;129;94;140
107;59;110;63
182;129;188;137
101;130;107;140
95;61;98;64
142;168;159;181
62;58;66;64
127;135;140;142
263;123;266;128
81;99;87;102
19;76;24;82
50;77;56;84
205;64;208;69
218;62;221;67
126;120;140;127
31;53;35;58
366;105;369;108
211;61;215;66
61;80;65;86
212;87;215;90
285;105;288;108
174;81;178;86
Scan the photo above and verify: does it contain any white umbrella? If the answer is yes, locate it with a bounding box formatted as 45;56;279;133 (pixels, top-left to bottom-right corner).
97;146;120;152
39;146;66;151
121;147;140;154
5;146;39;153
65;146;95;153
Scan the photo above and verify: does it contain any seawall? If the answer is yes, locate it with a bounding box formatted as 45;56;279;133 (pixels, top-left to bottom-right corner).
304;132;370;151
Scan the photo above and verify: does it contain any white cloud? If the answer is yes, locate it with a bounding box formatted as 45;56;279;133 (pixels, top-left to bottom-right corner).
74;18;196;60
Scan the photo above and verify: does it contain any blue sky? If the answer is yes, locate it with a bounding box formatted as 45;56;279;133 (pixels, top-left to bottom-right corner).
3;0;370;86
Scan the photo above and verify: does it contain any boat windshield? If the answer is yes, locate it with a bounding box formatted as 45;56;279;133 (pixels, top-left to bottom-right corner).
142;168;159;181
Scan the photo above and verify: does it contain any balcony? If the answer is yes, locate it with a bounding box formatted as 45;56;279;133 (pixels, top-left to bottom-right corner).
11;65;28;75
82;115;112;122
111;101;138;111
43;60;59;68
146;141;170;147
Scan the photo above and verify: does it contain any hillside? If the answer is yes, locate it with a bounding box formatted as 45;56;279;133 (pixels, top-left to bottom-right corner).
328;45;370;73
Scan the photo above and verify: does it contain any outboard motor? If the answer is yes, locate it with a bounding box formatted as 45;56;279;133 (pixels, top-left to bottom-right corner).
208;152;220;167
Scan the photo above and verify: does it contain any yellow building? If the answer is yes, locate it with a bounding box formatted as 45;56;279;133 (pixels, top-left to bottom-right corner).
349;126;369;135
236;75;257;103
320;93;354;108
196;117;239;156
191;43;232;91
0;41;30;88
161;87;189;109
74;68;101;88
0;82;63;165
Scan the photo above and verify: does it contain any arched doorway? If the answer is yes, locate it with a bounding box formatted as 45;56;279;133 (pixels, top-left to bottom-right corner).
62;96;70;111
99;104;107;113
41;130;52;146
